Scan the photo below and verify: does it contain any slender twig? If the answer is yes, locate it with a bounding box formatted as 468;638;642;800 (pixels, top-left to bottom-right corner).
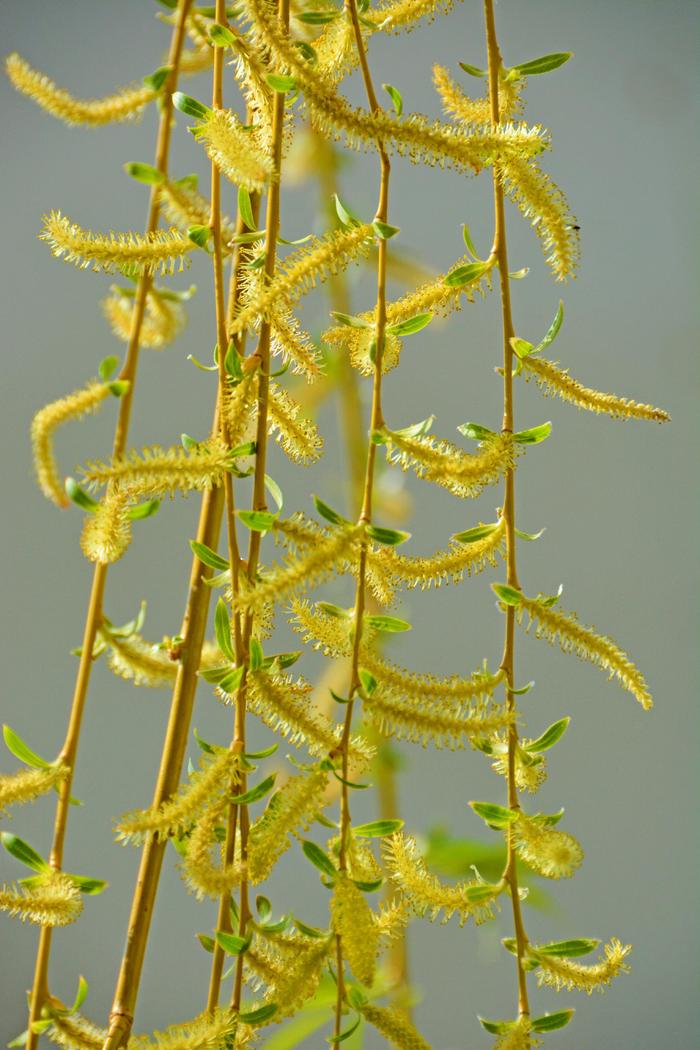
484;0;530;1023
23;5;194;1048
333;0;392;1038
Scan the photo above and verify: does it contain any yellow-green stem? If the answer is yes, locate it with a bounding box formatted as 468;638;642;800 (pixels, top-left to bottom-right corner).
24;5;194;1047
484;0;530;1022
334;0;391;1038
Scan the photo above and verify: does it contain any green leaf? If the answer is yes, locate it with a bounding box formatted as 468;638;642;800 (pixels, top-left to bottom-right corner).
457;421;495;441
172;92;211;120
190;540;229;572
464;882;500;902
509;267;529;280
231;441;256;459
237;186;256;231
267;73;296;93
535;938;599;958
7;1030;29;1048
302;840;337;880
364;615;411;633
181;432;200;452
249;637;264;672
294;917;329;939
510;336;534;360
478;1017;516;1036
452;522;500;544
297;9;339;22
237;509;279;532
70;975;89;1015
511;680;535;696
366;525;410;546
459;61;486;77
358;669;377;696
215;598;235;663
469;801;518;829
387;312;432;337
327;1016;361;1043
354;819;404;838
256;894;272;921
1;833;49;873
124;161;164;186
332;770;370;791
230;774;276;805
239;1004;279;1025
215;930;250;955
244;742;279;760
143;65;171;92
329;311;373;330
264;474;284;512
531;1009;575;1033
200;662;238;686
193;728;223;755
313;495;350;526
524;717;570;753
98;355;120;381
209;22;236;46
29;1021;53;1036
534;299;564;354
3;725;51;770
127;499;160;521
444;260;489;288
382;82;403;116
515;526;545;541
491;583;523;606
65;478;99;512
373;219;400;240
107;379;130;398
461;223;480;259
394;416;434;440
67;874;107;895
197;932;215;953
188;224;211;250
513;421;552;445
511;53;572;77
334;194;361;228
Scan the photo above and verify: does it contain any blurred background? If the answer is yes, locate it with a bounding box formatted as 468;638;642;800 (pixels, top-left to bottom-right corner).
1;1;698;1047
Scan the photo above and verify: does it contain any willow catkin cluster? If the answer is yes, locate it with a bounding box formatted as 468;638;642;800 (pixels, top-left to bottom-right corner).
383;428;514;498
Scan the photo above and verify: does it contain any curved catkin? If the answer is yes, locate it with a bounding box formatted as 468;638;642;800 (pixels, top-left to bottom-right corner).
384;429;514;499
48;1011;106;1050
0;764;68;816
181;801;243;900
363;688;513;749
362;651;504;703
6;53;156;126
270;307;323;381
330;874;379;986
513;813;583;880
31;380;111;507
247;768;328;884
0;871;83;927
79;439;232;499
532;938;631;994
382;833;500;926
128;1009;238;1050
102;290;187;351
498;153;579;281
267;382;323;464
369;0;461;34
433;63;522;125
313;14;360;85
191;110;274;193
518;594;652;709
80;485;133;564
40;211;194;277
358;1004;431;1050
228;225;375;338
521;354;670;422
157;179;237;245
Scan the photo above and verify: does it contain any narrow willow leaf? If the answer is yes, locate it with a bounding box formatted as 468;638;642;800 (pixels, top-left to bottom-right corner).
524;717;570;753
469;801;517;829
511;53;573;76
3;726;51;770
354;819;404;838
530;1009;575;1033
1;833;49;873
536;938;599;957
302;840;337;880
382;82;403;116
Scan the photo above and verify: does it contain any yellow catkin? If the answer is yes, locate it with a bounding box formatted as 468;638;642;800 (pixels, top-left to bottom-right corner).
229;526;362;615
232;49;277;153
247;768;328;883
331;874;380;987
367;518;505;599
40;212;194;277
246;935;330;1016
369;0;460;34
373;896;411;943
498;154;579;281
115;751;240;844
192;109;274;192
383;833;500;925
157;179;237;245
100;633;221;688
364;652;504;704
363;688;513;749
228;224;375;338
288;598;353;658
179;46;214;76
513;813;583;880
80;485;133;564
491;743;547;794
358;1003;431;1050
385;428;514;499
102;289;188;350
267;382;323;463
79;439;232;499
493;1018;540;1050
31;380;111;507
521;355;670;423
270;306;323;381
181;800;243;899
223;371;260;451
6;53;156;126
0;871;83;927
0;763;68;816
313;14;360;85
244;670;372;767
48;1012;105;1050
129;1009;238;1050
433;63;522;124
533;938;631;994
517;594;652;709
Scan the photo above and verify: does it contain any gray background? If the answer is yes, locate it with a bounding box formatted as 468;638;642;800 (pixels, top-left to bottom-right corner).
1;1;698;1047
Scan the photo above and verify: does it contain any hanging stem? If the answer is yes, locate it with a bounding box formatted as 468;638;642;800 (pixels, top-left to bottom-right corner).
334;0;391;1039
23;5;194;1048
484;0;530;1023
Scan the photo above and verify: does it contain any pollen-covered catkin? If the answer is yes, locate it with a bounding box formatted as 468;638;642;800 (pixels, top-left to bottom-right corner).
0;764;68;816
533;938;631;994
513;813;583;879
521;354;670;422
40;212;194;277
80;485;133;564
191;110;274;192
330;874;379;986
31;380;111;507
0;871;83;926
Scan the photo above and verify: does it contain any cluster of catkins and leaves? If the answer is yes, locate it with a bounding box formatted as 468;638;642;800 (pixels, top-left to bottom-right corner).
2;0;669;1048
